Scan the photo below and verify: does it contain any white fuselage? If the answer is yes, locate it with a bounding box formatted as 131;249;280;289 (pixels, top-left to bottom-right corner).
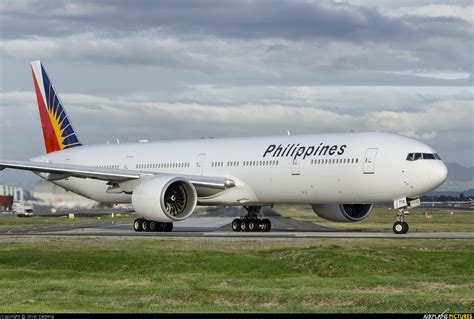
33;132;448;206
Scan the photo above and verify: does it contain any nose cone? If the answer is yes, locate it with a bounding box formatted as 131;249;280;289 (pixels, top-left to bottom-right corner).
431;161;448;189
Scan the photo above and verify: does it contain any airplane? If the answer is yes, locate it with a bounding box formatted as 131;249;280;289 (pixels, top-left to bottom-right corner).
0;61;448;234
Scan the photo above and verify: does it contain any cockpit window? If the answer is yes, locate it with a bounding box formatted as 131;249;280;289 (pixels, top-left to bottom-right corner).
406;152;441;161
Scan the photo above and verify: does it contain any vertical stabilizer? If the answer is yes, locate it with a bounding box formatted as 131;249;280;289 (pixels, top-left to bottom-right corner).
31;60;82;153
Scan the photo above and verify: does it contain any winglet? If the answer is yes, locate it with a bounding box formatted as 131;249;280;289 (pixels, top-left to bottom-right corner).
31;60;82;153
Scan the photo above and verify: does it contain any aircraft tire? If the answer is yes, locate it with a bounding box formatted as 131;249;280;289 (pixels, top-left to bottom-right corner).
263;219;271;232
248;220;257;232
402;221;409;233
240;220;248;232
133;219;143;232
393;221;408;234
164;222;173;232
141;220;149;232
232;219;241;232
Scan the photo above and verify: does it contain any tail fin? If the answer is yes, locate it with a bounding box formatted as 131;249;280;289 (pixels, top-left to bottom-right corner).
31;60;82;154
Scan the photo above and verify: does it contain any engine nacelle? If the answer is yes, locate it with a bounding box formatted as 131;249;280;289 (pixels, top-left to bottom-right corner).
311;204;373;222
132;176;197;222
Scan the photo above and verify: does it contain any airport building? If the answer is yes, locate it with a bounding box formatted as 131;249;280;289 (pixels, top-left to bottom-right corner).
0;185;24;211
0;185;24;201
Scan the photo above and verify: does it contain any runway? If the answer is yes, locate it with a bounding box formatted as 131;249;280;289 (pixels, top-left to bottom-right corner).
3;216;473;239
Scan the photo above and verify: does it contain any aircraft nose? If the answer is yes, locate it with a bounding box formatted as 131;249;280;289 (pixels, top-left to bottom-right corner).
431;161;448;188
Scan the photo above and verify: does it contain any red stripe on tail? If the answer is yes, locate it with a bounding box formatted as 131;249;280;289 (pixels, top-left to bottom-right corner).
32;68;61;153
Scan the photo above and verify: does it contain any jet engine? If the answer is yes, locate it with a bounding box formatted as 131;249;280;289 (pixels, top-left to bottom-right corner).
132;176;197;222
311;204;373;222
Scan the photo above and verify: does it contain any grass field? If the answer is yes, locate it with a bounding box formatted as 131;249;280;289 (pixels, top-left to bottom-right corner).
0;236;472;313
0;214;136;231
274;206;474;232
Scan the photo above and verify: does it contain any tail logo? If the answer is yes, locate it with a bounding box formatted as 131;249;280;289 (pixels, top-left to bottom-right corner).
31;61;81;153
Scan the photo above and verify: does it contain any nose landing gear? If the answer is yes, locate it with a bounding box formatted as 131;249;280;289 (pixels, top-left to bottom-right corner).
393;208;409;234
391;197;419;235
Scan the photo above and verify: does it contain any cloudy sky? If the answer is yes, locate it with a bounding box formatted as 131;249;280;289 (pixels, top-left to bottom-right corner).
0;0;473;190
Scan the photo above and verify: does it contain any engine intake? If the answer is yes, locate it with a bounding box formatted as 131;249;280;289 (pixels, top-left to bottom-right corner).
311;204;373;222
132;176;197;222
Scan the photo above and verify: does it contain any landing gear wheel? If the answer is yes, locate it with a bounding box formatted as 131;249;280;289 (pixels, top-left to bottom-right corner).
149;221;156;232
402;221;409;233
141;220;149;232
236;206;273;233
156;222;166;232
248;220;257;232
163;223;173;232
133;219;142;232
232;219;241;232
240;219;248;232
393;207;410;234
262;219;271;232
393;221;408;234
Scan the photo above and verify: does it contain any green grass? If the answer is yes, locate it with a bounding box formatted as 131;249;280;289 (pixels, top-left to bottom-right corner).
0;237;472;313
274;206;474;232
0;214;136;230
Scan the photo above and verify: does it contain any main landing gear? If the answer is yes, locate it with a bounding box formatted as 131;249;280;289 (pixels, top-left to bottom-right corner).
392;208;409;234
232;206;271;232
133;218;173;232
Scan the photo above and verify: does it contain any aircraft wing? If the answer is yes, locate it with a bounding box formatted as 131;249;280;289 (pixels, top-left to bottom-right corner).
0;159;234;190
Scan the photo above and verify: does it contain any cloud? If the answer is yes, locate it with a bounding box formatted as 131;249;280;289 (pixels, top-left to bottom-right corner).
1;88;471;165
399;130;437;140
0;1;472;90
2;1;471;42
1;32;471;88
387;4;474;22
0;1;404;40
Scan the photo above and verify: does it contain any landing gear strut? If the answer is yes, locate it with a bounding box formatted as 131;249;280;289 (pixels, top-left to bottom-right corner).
392;208;409;234
232;206;271;232
133;218;173;233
